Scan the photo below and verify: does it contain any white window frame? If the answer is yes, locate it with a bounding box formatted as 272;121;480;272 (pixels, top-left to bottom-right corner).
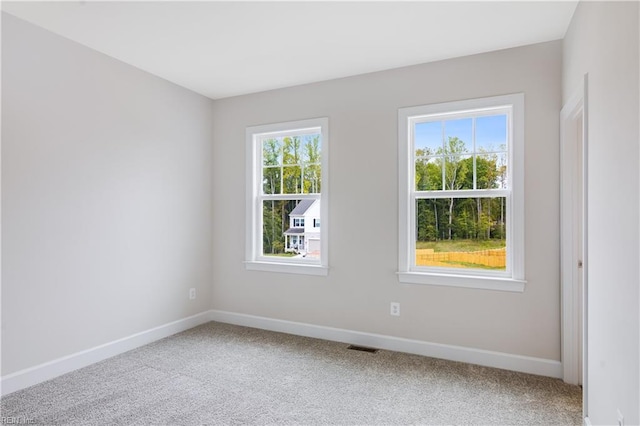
245;117;329;276
398;94;526;292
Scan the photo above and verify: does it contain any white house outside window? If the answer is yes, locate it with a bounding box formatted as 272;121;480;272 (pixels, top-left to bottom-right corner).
398;94;525;291
246;118;328;276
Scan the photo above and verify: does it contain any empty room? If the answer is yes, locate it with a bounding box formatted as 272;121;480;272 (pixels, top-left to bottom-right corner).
1;1;639;425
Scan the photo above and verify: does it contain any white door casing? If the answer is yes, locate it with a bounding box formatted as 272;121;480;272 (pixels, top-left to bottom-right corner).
560;74;588;418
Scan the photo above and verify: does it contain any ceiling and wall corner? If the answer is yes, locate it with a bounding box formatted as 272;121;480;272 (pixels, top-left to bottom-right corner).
1;1;578;100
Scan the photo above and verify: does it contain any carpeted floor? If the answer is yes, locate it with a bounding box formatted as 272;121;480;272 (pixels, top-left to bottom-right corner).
1;321;582;425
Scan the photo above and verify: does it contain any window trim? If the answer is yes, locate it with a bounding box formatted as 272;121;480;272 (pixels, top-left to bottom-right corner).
245;117;329;276
398;94;525;292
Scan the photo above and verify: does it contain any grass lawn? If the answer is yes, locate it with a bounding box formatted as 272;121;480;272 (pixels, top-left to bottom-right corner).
416;239;506;252
264;253;297;257
438;261;505;270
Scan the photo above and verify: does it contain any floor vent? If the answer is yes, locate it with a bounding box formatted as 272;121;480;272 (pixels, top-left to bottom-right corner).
347;345;378;354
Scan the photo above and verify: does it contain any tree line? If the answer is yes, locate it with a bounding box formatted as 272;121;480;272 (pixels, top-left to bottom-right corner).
415;136;506;244
260;134;505;254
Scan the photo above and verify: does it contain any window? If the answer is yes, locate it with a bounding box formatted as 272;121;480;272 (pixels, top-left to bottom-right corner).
314;219;320;228
246;117;328;275
398;94;525;291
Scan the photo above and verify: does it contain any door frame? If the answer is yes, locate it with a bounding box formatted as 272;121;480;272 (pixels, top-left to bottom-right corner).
560;74;588;416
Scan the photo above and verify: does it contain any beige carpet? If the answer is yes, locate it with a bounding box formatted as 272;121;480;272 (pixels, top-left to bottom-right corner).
1;322;582;425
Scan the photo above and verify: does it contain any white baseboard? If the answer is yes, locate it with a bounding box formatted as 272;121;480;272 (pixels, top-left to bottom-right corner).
1;311;212;396
1;309;563;396
209;309;563;379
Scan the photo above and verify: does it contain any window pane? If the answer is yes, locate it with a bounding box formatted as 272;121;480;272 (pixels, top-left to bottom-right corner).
283;136;302;165
476;154;507;189
476;115;507;153
415;157;442;191
495;153;508;189
262;199;320;259
415;197;506;271
444;118;472;153
302;134;321;163
303;164;322;194
442;124;471;191
445;155;472;190
263;166;282;194
263;199;295;257
415;121;442;156
262;138;282;166
283;166;302;194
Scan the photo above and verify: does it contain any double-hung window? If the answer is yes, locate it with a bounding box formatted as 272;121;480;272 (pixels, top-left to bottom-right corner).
246;117;328;276
398;94;525;291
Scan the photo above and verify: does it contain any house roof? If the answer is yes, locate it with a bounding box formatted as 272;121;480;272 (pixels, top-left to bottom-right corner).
284;228;305;236
289;199;315;216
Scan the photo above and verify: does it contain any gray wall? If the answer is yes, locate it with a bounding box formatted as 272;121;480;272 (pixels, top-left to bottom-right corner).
563;2;640;424
1;13;215;375
212;41;563;361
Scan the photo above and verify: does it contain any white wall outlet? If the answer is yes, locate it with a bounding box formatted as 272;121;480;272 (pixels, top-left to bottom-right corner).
189;288;196;300
390;302;400;316
617;409;624;426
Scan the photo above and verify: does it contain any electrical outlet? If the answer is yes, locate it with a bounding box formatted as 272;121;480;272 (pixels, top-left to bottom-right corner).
189;288;196;300
390;302;400;316
617;409;624;426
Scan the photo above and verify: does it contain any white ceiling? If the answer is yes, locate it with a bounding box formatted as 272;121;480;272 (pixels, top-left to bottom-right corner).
2;1;578;100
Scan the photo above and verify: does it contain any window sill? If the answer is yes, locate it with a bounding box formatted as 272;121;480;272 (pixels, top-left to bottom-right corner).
245;261;329;276
397;271;526;292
